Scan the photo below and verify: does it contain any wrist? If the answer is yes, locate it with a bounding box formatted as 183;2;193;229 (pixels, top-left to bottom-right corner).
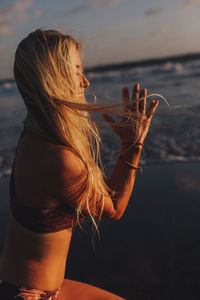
121;141;144;153
119;155;143;175
120;144;141;164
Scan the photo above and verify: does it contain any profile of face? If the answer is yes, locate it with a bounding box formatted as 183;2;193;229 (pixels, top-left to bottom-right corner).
73;49;90;96
14;30;90;109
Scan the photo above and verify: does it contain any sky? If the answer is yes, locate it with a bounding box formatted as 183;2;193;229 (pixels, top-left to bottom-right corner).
0;0;200;79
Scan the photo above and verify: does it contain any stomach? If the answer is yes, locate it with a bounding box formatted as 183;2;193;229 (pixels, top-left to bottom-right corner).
0;215;72;290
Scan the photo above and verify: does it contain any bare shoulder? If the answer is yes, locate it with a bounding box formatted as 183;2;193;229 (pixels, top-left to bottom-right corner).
52;147;87;183
51;146;117;220
15;133;86;206
49;146;88;208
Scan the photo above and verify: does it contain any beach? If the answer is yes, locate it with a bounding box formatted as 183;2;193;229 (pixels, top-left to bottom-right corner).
1;162;200;299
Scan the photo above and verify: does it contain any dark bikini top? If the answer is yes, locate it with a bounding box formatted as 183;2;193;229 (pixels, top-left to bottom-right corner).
10;129;83;233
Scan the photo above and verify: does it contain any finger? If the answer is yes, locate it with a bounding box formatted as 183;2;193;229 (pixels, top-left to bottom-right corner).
101;113;118;132
139;88;146;115
122;86;129;112
146;100;159;120
132;83;139;113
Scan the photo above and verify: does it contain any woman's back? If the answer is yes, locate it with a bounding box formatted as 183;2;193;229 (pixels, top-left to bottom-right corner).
0;131;73;290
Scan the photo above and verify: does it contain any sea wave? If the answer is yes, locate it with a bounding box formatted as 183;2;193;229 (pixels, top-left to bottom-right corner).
87;60;200;85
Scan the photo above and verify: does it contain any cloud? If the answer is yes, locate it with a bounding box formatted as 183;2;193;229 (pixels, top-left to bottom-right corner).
33;8;41;19
145;7;162;16
67;0;125;15
180;0;200;9
0;0;35;35
151;27;169;39
67;3;90;15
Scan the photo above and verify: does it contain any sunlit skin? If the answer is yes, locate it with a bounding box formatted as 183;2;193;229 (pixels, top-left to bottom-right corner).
0;47;158;299
73;49;90;97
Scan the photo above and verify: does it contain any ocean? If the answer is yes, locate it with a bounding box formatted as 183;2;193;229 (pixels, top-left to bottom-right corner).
1;56;200;178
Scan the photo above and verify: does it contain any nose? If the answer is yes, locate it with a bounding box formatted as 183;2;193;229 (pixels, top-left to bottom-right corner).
82;74;90;88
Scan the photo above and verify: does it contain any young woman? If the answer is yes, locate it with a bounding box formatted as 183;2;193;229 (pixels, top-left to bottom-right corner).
0;29;159;299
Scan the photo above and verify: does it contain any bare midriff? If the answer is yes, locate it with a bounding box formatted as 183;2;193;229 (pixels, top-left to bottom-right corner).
0;215;72;291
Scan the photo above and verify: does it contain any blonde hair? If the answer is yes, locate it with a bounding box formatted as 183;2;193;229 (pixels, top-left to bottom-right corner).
13;29;166;232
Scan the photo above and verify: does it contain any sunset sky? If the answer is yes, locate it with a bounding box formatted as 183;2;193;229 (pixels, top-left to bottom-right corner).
0;0;200;79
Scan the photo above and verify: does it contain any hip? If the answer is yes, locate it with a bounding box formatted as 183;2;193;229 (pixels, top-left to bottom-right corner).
0;280;61;299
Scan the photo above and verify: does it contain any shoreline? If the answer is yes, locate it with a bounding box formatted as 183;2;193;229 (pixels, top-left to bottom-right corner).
1;159;200;180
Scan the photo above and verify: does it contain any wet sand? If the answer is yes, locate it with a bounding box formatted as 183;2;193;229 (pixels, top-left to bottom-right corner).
1;162;200;299
67;162;200;299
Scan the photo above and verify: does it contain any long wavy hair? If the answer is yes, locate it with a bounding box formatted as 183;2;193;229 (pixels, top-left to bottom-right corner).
13;29;164;231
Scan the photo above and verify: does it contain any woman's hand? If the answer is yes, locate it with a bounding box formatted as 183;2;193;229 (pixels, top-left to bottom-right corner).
102;83;159;146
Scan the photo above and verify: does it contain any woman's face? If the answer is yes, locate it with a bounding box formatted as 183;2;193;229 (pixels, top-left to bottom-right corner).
73;49;90;95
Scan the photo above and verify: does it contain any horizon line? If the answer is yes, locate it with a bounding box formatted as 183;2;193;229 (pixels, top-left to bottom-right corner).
85;52;200;73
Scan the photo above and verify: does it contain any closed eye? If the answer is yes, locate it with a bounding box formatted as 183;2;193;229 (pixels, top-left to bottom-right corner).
76;64;83;72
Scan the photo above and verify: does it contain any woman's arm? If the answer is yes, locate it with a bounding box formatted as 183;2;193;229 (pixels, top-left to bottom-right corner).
51;83;158;221
101;83;159;219
104;144;141;220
